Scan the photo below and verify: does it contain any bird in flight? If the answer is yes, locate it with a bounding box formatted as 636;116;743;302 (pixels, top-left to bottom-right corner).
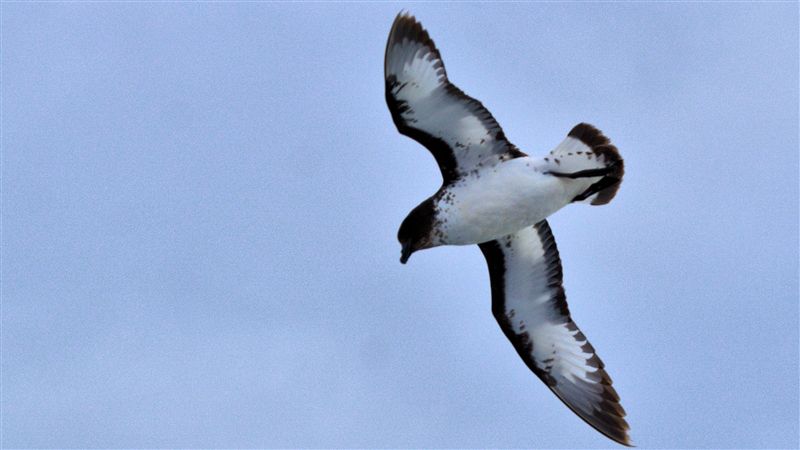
384;12;631;446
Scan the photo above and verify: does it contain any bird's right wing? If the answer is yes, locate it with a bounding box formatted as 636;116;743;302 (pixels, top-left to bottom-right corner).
478;221;631;446
384;13;524;185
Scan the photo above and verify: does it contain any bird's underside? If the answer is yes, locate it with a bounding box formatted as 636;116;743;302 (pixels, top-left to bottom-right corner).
384;12;630;447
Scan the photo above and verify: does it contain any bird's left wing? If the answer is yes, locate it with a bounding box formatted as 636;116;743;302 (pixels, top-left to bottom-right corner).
478;221;631;447
384;13;524;186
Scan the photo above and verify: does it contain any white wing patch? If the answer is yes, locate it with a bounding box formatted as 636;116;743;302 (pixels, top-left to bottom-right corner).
384;13;522;184
479;222;631;446
386;13;630;447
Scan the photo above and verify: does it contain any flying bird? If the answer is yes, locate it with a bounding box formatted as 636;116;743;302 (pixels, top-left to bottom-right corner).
384;13;631;446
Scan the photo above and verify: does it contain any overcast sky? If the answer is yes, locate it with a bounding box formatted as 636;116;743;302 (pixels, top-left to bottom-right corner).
3;2;798;448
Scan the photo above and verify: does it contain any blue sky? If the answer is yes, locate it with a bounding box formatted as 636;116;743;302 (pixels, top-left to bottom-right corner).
3;2;798;448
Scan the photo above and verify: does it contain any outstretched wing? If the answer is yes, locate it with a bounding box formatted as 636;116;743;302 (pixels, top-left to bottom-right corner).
384;12;524;186
478;221;631;447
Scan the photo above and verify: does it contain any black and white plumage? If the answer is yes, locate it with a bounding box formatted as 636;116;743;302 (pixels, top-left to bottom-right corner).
385;16;525;186
385;13;631;447
479;222;629;446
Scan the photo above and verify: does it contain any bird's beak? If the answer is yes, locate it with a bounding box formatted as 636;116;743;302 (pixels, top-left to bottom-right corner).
400;241;413;264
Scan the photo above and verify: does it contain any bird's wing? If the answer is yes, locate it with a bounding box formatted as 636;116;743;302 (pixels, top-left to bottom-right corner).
384;13;524;186
478;221;631;447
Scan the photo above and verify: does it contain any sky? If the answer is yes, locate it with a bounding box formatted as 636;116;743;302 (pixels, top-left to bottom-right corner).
2;2;798;448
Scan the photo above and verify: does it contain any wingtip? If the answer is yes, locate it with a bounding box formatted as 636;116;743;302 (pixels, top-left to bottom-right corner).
386;11;427;78
548;381;633;447
386;11;438;58
394;9;411;21
388;10;420;41
602;428;633;447
617;432;635;447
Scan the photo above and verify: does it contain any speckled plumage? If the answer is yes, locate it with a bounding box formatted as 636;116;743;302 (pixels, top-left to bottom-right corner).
385;12;631;447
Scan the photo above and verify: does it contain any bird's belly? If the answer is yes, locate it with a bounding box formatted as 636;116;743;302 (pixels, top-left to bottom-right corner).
434;169;580;245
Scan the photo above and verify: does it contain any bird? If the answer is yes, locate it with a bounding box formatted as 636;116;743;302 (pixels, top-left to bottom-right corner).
384;12;631;447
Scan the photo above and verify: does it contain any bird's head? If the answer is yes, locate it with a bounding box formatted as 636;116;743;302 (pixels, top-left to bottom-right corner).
397;198;437;264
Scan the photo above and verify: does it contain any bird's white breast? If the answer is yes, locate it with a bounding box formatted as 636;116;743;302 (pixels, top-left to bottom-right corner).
432;157;596;245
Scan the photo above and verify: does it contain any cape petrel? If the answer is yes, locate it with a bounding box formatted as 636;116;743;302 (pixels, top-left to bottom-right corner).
384;13;631;446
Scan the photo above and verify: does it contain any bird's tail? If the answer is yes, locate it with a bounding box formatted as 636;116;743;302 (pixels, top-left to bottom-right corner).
545;123;624;205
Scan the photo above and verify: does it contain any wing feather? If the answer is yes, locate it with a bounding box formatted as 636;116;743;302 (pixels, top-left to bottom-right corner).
478;221;632;447
384;13;524;185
